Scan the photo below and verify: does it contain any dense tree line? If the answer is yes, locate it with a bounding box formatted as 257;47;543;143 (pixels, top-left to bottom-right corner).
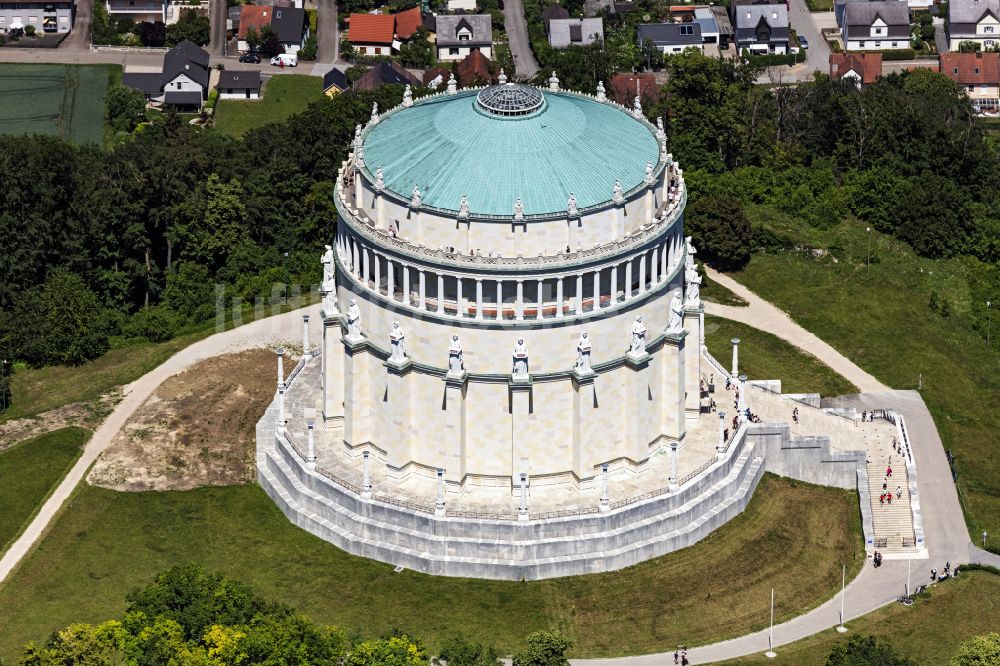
0;86;404;371
20;564;572;666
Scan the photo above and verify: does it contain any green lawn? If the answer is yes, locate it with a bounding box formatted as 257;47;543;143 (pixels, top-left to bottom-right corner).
729;206;1000;550
0;64;112;144
0;475;863;661
0;427;89;554
2;292;320;425
705;317;859;397
702;271;750;307
214;74;323;138
712;569;1000;665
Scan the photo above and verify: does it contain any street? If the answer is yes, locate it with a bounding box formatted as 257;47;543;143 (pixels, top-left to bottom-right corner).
788;0;831;75
316;0;339;64
502;0;539;79
208;0;226;56
62;0;92;50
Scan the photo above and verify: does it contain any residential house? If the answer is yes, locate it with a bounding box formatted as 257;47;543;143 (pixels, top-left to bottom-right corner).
584;0;634;16
323;67;349;96
542;4;569;32
353;59;421;91
842;1;910;51
637;22;704;54
217;70;261;99
947;0;1000;51
829;52;883;86
237;5;273;52
609;72;659;108
423;65;451;89
733;2;789;54
106;0;166;25
348;12;395;55
457;49;493;85
693;8;720;43
0;0;74;33
435;14;492;61
393;5;422;40
270;6;308;54
123;40;210;109
548;17;604;49
711;6;734;48
941;51;1000;112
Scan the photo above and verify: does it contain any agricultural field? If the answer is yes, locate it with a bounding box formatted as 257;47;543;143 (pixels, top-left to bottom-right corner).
0;64;112;144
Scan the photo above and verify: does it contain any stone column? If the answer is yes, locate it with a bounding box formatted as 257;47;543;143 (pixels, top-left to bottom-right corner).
418;271;426;310
362;449;372;497
306;417;316;469
302;314;310;357
572;369;596;479
516;280;524;321
625;343;651;462
610;265;618;306
661;240;668;277
575;274;583;315
625;259;633;299
443;369;468;483
717;410;727;456
593;269;601;311
351;240;360;278
435;468;446;516
669;441;678;490
402;264;410;306
374;253;382;295
600;463;610;512
343;338;373;448
496;280;503;321
731;337;741;379
275;347;286;430
437;275;445;313
362;248;370;288
683;305;703;419
651;247;659;285
375;191;384;228
383;354;414;474
556;277;564;318
518;472;528;521
738;374;748;419
659;329;686;442
475;279;484;320
536;279;544;319
457;277;464;317
510;380;532;490
322;313;345;425
387;258;395;302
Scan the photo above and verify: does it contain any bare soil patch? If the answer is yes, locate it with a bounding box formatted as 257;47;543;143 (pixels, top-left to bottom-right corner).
88;349;289;491
0;394;118;453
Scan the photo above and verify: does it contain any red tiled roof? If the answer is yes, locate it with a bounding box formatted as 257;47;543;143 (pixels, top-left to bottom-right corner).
423;66;451;87
239;5;273;39
829;53;882;85
609;73;658;107
393;6;422;40
457;50;492;85
939;51;1000;85
348;13;395;45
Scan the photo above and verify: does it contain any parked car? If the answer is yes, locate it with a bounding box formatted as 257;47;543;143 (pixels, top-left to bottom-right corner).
799;37;809;49
270;53;298;67
239;52;261;63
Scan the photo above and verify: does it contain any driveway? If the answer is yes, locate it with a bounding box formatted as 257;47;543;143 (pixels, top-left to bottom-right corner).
316;0;338;63
788;0;831;75
61;0;93;51
208;0;226;56
502;0;539;79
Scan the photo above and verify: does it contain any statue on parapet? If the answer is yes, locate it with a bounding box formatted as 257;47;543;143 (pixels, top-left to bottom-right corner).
575;332;592;373
448;335;464;375
512;338;529;379
346;299;362;339
630;316;647;355
667;293;684;334
390;321;407;362
321;244;335;289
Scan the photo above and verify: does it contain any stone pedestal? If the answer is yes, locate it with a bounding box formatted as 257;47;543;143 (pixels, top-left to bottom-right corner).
509;378;532;480
343;337;372;449
322;316;346;425
384;357;413;472
443;371;468;483
572;369;597;479
625;350;651;461
660;330;687;442
683;306;703;418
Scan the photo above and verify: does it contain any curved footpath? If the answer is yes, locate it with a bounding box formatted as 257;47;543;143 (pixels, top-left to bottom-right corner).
0;305;318;585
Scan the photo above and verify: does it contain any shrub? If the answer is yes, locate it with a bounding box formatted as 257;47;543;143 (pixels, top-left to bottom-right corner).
299;33;318;60
686;195;753;270
24;24;36;37
123;306;178;342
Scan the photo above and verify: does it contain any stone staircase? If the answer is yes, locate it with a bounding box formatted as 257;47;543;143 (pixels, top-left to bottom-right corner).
866;449;917;555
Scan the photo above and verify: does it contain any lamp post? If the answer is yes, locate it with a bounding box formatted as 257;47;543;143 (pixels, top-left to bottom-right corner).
866;227;872;274
984;530;988;549
987;301;992;350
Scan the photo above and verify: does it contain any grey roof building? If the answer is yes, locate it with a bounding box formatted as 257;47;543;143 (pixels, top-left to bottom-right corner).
542;3;569;31
947;0;1000;48
842;0;910;47
548;17;604;49
435;14;492;46
270;6;308;49
123;40;210;108
637;22;704;52
733;3;789;53
218;70;261;91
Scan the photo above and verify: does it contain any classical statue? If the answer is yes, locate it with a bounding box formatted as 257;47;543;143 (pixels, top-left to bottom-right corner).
548;71;559;92
448;334;464;374
389;321;406;362
321;245;335;288
667;293;684;334
513;197;525;220
656;117;666;141
575;332;592;372
512;338;529;379
370;102;379;124
686;266;702;306
458;194;470;219
499;68;508;85
644;161;654;185
630;316;647;355
402;84;413;107
612;179;624;204
347;299;362;339
566;193;578;217
596;80;606;102
374;166;384;191
633;95;643;117
411;185;422;208
353;123;362;150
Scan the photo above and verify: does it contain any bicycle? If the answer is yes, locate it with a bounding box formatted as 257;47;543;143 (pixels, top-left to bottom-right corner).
897;594;914;606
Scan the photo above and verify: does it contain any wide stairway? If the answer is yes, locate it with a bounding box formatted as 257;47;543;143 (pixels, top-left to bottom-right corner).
866;448;917;555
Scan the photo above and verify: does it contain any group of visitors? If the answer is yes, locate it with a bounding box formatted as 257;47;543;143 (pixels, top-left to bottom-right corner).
674;646;689;665
873;550;883;567
792;407;799;424
861;410;882;422
878;465;898;506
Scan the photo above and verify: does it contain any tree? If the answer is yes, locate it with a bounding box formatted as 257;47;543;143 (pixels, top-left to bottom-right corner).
398;28;433;68
29;271;109;367
347;634;429;666
258;25;284;58
106;85;147;133
137;20;166;46
959;40;982;52
299;33;319;60
24;24;36;37
511;630;572;666
826;635;915;666
166;8;210;46
897;172;973;258
685;195;752;271
245;25;262;52
952;632;1000;666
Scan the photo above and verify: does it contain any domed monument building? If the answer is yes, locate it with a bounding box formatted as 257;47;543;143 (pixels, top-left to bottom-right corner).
256;76;918;580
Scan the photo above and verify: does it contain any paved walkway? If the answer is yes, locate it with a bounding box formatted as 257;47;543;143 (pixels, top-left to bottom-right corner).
0;305;317;584
502;0;539;79
704;268;889;394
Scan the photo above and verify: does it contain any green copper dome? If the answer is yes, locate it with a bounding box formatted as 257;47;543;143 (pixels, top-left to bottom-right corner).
361;87;661;217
